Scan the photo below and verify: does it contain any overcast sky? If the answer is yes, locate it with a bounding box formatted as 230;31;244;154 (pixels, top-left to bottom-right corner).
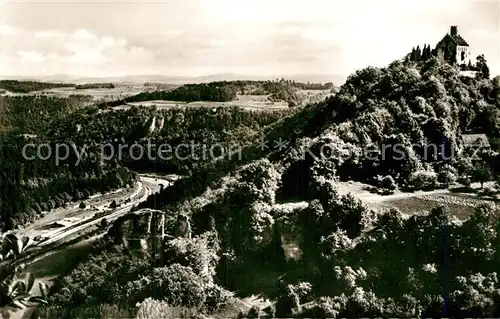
0;0;499;78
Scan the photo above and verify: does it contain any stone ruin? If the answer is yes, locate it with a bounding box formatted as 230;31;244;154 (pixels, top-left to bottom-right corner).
107;209;165;256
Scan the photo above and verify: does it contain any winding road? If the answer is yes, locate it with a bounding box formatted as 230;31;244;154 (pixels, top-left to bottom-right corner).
9;174;176;319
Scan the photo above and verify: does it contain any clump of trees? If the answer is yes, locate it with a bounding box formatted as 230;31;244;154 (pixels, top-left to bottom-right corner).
0;92;294;231
126;82;238;103
37;229;231;318
408;44;434;62
0;80;74;93
75;83;115;89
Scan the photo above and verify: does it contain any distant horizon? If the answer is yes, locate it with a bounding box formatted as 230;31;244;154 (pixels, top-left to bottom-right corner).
0;72;348;85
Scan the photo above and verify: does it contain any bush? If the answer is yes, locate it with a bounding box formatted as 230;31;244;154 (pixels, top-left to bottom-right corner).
100;218;108;229
458;176;472;187
437;165;458;187
34;304;134;319
136;298;200;319
380;175;397;190
247;305;261;318
129;264;207;308
79;202;86;209
204;284;232;313
377;188;395;196
409;170;438;190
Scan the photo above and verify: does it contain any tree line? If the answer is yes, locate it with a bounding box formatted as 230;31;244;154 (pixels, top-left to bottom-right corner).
0;80;75;93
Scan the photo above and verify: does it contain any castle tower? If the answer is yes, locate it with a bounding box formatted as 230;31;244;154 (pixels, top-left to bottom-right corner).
435;25;471;66
450;26;458;36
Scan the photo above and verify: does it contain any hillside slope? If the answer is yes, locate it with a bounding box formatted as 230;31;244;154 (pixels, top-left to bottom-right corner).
134;57;500;317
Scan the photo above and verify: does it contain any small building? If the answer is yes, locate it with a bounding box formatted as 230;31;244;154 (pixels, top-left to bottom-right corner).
435;26;471;66
460;134;491;151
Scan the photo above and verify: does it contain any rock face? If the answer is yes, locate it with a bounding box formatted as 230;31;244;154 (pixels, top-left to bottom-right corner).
273;204;308;262
107;209;165;256
173;214;192;239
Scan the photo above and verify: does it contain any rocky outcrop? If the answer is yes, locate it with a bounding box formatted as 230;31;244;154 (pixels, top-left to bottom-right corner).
273;202;309;262
107;209;165;255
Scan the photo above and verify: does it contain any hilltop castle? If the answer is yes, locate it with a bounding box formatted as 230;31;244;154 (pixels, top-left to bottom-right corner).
407;26;477;71
435;26;471;67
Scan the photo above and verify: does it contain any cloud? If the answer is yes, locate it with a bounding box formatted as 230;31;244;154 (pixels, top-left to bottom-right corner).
34;30;66;38
1;28;159;76
0;24;16;35
164;30;183;36
1;0;497;77
18;50;46;63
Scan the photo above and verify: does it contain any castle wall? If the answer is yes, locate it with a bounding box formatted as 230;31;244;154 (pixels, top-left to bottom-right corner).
456;45;471;65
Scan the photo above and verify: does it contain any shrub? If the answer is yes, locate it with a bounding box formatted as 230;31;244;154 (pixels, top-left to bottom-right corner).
129;264;207;308
109;200;120;208
380;175;397;190
34;304;133;319
458;175;472;187
100;218;108;229
247;305;261;318
409;170;438;190
204;284;232;313
136;298;200;319
437;165;458;186
79;202;86;209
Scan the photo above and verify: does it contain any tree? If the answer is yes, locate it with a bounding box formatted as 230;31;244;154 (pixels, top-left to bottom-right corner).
476;55;490;79
471;162;492;189
100;218;108;229
421;45;429;60
415;46;422;61
410;47;417;61
109;200;119;209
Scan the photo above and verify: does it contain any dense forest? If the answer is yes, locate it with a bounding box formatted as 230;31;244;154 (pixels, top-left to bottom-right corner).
0;80;75;93
125;82;239;103
100;79;335;109
0;131;137;230
0;94;295;230
104;56;500;317
293;81;334;90
75;83;115;89
49;106;296;174
0;95;85;134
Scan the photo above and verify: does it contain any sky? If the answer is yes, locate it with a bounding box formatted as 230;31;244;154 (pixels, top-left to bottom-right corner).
0;0;499;79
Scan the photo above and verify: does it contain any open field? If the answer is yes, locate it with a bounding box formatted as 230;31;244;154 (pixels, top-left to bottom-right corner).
336;181;498;219
1;83;151;101
41;84;148;101
114;94;291;111
299;89;334;104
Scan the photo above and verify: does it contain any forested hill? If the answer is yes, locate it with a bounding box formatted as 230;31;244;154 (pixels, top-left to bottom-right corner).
0;93;295;231
141;57;500;210
127;82;239;103
101;79;335;108
0;80;75;93
133;57;500;317
37;57;500;318
75;83;115;89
